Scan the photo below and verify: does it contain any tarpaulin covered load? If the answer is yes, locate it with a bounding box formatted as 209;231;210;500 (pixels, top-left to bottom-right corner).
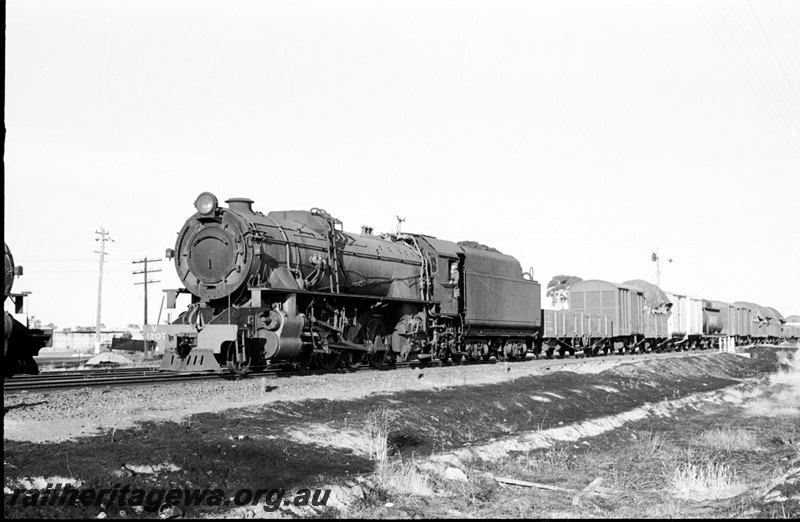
622;279;673;315
765;306;785;323
735;301;770;322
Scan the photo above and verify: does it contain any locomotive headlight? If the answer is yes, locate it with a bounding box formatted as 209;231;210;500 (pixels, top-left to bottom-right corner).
194;192;218;215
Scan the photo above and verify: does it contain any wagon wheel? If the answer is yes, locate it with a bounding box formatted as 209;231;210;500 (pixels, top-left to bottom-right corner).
434;344;451;364
450;352;464;363
481;343;493;361
497;342;508;361
226;341;251;377
498;342;517;361
363;318;394;368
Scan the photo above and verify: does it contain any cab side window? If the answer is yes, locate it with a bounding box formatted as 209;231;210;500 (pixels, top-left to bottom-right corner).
448;260;459;284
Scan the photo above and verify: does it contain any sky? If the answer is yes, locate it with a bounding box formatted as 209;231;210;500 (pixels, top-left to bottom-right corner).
5;0;800;329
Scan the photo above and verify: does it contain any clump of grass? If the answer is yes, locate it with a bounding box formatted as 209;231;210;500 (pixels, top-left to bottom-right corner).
375;458;436;497
365;407;399;466
696;427;758;453
488;446;576;485
634;430;669;460
773;349;800;378
364;407;436;498
763;350;800;413
743;399;800;418
668;459;747;501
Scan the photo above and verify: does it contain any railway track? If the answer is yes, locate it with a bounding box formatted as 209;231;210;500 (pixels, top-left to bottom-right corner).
35;366;160;377
4;347;738;394
3;370;224;393
4;361;398;393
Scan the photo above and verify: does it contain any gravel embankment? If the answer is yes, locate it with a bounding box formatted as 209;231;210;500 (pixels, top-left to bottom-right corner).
3;351;736;443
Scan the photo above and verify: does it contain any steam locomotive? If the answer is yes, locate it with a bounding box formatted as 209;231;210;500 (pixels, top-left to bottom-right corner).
153;193;540;374
153;193;796;374
4;243;51;377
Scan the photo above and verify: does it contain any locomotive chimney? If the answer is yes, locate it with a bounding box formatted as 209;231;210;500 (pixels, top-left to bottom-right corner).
226;198;254;213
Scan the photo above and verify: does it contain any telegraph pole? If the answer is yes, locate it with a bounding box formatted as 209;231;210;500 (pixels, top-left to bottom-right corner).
132;256;161;359
94;228;113;354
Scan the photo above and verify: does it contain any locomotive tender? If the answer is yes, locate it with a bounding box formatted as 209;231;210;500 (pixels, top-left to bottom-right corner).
155;193;541;373
4;243;51;377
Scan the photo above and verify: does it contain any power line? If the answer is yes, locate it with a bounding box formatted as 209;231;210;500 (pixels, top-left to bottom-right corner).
776;0;800;65
720;0;798;131
760;0;800;139
742;1;800;123
697;0;800;154
751;0;800;106
695;2;785;132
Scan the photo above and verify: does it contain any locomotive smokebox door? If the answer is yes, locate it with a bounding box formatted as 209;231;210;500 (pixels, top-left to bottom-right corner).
175;203;255;301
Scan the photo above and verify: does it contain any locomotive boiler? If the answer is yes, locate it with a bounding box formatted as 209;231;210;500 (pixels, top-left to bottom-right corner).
4;243;51;377
155;193;541;373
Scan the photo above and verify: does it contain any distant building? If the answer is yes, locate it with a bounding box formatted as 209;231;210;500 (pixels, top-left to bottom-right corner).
42;327;144;354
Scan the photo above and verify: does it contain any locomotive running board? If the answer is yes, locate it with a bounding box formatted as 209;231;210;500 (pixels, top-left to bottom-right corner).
248;287;437;306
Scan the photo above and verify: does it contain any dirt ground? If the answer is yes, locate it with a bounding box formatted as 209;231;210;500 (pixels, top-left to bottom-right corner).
4;348;797;519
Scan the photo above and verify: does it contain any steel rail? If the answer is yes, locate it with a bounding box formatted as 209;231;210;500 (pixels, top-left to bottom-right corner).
3;371;224;393
18;366;161;378
3;347;726;395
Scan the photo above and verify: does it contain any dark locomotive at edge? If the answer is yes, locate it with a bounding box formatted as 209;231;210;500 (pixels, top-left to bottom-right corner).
4;243;52;376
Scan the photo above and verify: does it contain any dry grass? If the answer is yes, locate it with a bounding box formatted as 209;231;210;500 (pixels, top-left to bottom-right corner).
771;367;800;387
744;353;800;418
696;427;759;453
510;446;577;483
668;458;747;501
744;398;800;417
374;458;436;497
364;407;438;498
365;407;399;465
633;430;669;461
354;352;799;518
